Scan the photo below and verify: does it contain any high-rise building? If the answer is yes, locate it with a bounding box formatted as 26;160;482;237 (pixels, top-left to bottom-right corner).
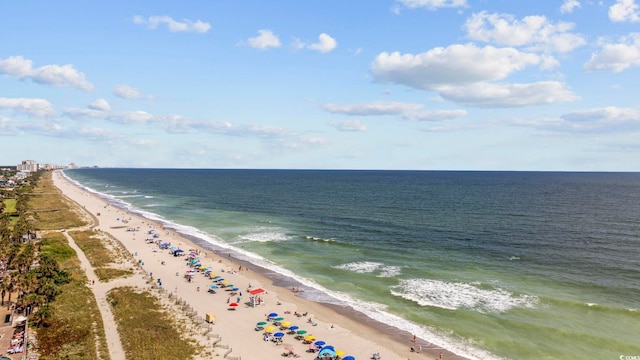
16;160;39;172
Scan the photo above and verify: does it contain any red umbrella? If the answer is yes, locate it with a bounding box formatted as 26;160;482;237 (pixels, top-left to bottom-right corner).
229;302;239;307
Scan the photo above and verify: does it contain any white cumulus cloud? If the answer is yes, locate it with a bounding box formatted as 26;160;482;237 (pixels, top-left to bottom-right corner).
371;44;542;89
437;81;579;107
308;33;337;53
464;11;586;53
584;33;640;72
0;97;55;118
396;0;467;10
114;84;151;99
609;0;640;22
247;29;282;49
561;0;581;14
133;15;211;33
89;99;111;112
0;55;93;91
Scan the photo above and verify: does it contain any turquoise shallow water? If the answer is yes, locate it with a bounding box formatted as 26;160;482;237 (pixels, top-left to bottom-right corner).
64;169;640;359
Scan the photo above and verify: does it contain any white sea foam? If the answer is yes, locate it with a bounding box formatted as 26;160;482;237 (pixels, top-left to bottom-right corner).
334;262;402;278
305;235;335;242
334;261;382;273
390;278;538;313
237;227;291;243
377;265;401;278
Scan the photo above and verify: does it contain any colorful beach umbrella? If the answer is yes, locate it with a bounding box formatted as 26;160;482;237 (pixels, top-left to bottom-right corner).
296;330;307;335
229;302;239;307
336;350;345;357
274;332;285;337
280;321;292;327
314;341;326;346
289;325;299;331
265;326;275;333
304;335;316;341
208;284;218;290
273;317;285;321
268;312;278;318
256;321;267;326
342;356;355;360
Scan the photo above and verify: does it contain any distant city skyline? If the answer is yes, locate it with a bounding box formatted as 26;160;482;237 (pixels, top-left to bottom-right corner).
1;1;640;171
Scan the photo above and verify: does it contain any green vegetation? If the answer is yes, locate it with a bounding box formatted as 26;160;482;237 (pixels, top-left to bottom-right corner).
69;230;133;282
36;233;109;360
2;170;200;359
3;198;16;213
28;173;87;230
108;287;198;360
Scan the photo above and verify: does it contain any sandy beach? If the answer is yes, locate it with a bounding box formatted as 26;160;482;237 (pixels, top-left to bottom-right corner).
52;170;460;360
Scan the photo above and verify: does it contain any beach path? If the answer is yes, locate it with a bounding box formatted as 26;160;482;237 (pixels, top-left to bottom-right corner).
61;229;128;360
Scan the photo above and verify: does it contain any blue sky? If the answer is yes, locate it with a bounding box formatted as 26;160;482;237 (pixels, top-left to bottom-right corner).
1;0;640;170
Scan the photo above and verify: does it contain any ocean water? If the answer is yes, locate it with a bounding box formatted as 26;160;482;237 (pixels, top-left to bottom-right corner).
62;169;640;359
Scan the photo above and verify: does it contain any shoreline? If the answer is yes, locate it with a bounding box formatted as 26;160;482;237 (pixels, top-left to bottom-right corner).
53;170;466;360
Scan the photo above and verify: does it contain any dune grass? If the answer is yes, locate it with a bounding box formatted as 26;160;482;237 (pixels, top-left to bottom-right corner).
107;287;198;360
28;172;88;230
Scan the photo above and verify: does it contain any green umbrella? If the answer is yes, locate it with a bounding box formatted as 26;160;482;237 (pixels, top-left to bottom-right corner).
274;317;285;321
256;321;267;326
296;330;307;335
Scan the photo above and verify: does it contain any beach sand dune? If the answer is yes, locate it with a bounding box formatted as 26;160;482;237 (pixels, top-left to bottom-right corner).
53;170;462;360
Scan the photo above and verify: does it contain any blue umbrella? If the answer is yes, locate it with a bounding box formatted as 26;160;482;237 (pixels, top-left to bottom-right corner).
231;287;239;291
343;356;355;360
314;341;326;347
289;325;299;331
209;284;219;290
268;312;278;318
317;346;336;357
273;332;285;337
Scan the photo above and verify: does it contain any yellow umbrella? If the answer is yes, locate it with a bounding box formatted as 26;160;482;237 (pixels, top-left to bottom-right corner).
280;321;291;328
265;326;275;333
208;273;217;278
336;350;345;357
221;281;229;285
304;335;316;341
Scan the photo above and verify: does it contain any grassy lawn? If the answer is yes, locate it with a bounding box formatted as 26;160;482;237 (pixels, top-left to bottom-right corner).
3;198;17;213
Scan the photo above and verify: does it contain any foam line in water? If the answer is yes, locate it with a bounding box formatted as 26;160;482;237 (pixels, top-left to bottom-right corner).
236;226;292;243
334;261;402;278
390;278;538;313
